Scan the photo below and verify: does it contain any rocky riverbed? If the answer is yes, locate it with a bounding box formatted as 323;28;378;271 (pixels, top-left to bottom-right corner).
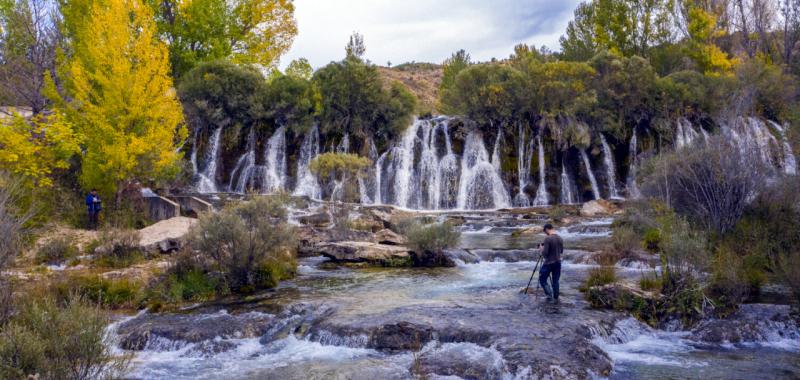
111;208;800;380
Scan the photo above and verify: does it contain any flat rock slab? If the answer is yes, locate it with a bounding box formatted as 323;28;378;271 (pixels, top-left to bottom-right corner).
138;216;197;254
316;241;412;266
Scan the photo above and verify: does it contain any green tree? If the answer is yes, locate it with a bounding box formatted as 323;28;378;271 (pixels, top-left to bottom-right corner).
440;63;525;130
178;60;268;134
560;0;674;60
345;32;366;60
313;50;416;151
264;73;318;132
51;0;187;204
285;57;313;80
589;52;658;136
440;49;471;93
148;0;297;77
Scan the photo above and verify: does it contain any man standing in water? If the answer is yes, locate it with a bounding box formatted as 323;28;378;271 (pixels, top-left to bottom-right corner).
85;189;102;230
539;223;563;304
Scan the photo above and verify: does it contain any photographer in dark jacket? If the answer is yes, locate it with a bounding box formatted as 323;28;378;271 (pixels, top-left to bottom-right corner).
85;189;102;230
538;223;563;304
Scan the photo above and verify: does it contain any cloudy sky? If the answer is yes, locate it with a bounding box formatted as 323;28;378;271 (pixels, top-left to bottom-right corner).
280;0;582;69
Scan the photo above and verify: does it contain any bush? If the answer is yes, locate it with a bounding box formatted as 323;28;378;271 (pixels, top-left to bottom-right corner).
0;279;12;326
404;221;461;254
642;228;661;253
187;196;297;295
585;266;617;288
144;252;219;309
51;275;143;309
639;272;662;291
659;215;708;280
0;175;29;270
94;229;142;268
641;136;767;235
612;226;639;255
35;237;79;265
777;250;800;306
0;297;130;379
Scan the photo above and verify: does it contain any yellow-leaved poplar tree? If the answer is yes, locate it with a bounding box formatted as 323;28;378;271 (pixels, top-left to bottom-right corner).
50;0;187;203
685;5;737;76
0;112;81;187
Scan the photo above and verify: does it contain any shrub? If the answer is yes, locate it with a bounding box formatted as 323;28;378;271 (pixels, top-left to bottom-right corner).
641;136;767;235
0;279;12;326
35;237;79;265
639;272;662;291
585;266;617;288
642;228;661;253
187;196;297;295
94;229;142;268
658;215;708;280
144;252;219;309
611;226;639;255
51;275;143;309
0;297;130;379
777;250;800;306
404;221;460;254
0;175;29;270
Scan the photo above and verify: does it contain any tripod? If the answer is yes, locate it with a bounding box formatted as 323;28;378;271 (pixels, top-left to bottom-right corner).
522;255;544;296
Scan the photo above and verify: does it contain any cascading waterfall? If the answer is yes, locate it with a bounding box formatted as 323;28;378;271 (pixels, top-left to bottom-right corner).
675;118;700;149
600;135;621;199
531;134;549;206
293;125;322;199
336;134;350;153
457;130;511;209
514;125;534;207
560;164;576;204
627;132;642;198
580;149;601;200
491;127;502;173
194;128;222;193
376;118;461;209
229;127;287;193
768;121;797;175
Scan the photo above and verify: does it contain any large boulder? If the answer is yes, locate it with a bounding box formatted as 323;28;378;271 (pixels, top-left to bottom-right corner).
297;212;331;227
580;200;617;217
314;241;413;267
138;217;197;254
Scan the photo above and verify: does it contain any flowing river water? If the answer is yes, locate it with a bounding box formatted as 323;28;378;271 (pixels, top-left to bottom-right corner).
112;211;800;380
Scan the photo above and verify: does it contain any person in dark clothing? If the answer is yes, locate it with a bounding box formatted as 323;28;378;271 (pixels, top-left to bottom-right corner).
85;189;102;230
538;223;563;304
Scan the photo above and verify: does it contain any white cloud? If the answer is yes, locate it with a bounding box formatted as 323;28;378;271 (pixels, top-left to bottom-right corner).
280;0;582;69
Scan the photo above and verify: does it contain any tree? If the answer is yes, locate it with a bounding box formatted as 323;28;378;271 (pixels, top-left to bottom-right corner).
285;57;313;80
264;72;318;132
178;60;268;134
148;0;297;77
0;112;81;187
51;0;187;203
559;0;674;60
440;49;471;92
683;4;738;75
313;54;416;151
345;32;366;60
589;52;658;135
0;0;60;114
439;63;525;129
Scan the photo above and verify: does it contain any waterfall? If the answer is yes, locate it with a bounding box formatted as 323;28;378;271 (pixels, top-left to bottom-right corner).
457;130;511;209
229;127;287;193
195;127;222;193
675;118;699;149
531;134;549;206
627;132;642;199
580;149;601;200
514;125;533;207
560;163;575;204
336;134;350;153
358;139;380;204
768;121;797;175
491;128;502;173
390;122;419;208
600;135;621;199
293;125;322;199
374;152;387;204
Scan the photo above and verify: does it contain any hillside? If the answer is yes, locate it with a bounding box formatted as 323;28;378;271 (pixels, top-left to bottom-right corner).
377;62;443;114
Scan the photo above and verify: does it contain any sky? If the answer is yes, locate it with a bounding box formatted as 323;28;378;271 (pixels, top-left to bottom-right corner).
280;0;582;70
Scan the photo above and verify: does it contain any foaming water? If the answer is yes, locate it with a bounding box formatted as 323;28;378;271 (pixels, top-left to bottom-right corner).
127;335;377;380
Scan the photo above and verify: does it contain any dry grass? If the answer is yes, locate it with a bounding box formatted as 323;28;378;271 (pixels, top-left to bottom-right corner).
378;64;442;114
